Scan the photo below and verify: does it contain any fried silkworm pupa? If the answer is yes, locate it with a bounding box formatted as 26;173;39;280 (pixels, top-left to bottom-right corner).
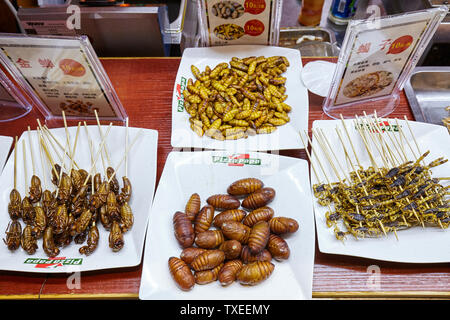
43;226;60;258
240;245;272;264
120;202;134;232
248;221;270;254
213;209;247;228
194;205;214;234
173;211;195;248
21;224;38;255
227;178;264;196
3;220;22;251
185;193;201;221
218;260;243;286
267;234;290;261
195;230;224;249
168;257;195;291
180;247;207;265
218;239;242;260
191;249;225;272
99;205;111;230
8;189;22;220
237;261;275;286
194;263;223;285
109;221;124;252
79;223;99;256
242;206;274;227
206;194;240;210
32;206;47;239
241;187;276;210
269;217;299;234
220;221;251;244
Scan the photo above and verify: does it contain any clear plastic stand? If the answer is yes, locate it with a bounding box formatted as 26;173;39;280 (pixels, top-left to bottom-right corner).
0;69;32;122
0;34;127;128
323;6;448;120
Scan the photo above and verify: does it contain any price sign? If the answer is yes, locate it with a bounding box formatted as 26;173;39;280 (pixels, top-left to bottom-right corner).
322;6;448;119
0;34;127;123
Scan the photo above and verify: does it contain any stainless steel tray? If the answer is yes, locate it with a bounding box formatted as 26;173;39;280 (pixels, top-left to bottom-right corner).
279;27;339;57
404;66;450;127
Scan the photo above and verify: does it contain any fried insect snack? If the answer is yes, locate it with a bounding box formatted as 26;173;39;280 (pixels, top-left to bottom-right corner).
195;230;224;249
8;189;22;220
194;263;223;285
207;194;240;210
241;187;276;210
169;257;195;291
248;221;270;254
184;56;292;140
169;178;300;291
191;249;225;272
185;193;201;221
236;261;275;286
218;259;243;286
242;206;274;227
21;224;38;255
227;178;264;196
3;220;22;251
211;1;245;19
79;223;100;256
174;211;195;248
213;209;246;228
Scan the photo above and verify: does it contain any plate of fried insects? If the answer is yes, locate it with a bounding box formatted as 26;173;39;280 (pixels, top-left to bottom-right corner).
139;150;315;300
171;45;309;151
0;116;158;272
304;114;450;263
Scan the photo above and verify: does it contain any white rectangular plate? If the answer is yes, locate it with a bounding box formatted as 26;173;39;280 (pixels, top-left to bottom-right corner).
311;119;450;263
139;151;315;300
171;45;309;151
0;125;158;272
0;135;13;174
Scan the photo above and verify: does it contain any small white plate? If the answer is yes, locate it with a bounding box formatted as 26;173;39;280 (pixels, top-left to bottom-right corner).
171;45;309;151
311;119;450;263
139;151;315;300
0;135;13;174
0;125;158;272
301;60;336;97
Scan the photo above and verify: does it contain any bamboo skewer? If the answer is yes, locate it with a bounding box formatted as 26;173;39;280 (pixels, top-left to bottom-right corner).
83;123;113;186
14;136;18;190
94;110;112;168
125;118;129;178
27;127;36;176
107;129;143;184
37;127;47;190
22;140;28;197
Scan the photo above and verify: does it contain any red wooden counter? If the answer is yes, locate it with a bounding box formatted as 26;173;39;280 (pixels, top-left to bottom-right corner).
0;57;448;299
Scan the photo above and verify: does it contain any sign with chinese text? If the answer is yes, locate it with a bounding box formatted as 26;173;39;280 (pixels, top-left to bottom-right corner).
0;35;126;122
322;6;448;118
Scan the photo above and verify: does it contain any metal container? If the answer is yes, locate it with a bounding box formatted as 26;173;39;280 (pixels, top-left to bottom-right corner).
404;66;450;127
279;27;339;56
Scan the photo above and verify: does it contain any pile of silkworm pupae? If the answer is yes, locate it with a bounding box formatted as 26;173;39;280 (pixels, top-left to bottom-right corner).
169;178;299;291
